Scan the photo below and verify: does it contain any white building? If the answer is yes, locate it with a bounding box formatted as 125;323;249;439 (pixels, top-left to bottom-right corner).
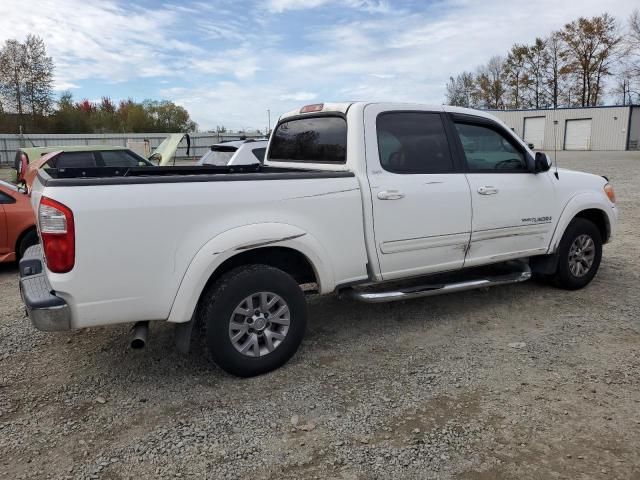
489;105;640;151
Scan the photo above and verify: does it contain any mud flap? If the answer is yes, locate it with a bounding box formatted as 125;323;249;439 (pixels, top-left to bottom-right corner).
530;253;559;276
174;314;197;354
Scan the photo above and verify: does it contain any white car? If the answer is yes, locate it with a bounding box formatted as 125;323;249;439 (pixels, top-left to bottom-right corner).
196;139;268;166
21;102;617;377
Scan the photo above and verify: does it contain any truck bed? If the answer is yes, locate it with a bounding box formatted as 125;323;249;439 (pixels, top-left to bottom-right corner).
31;163;368;329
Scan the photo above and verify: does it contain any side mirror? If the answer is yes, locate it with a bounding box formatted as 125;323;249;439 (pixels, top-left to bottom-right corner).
534;152;552;173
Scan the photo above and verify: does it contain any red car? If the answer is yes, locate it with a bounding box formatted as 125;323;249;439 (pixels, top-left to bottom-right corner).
0;179;38;262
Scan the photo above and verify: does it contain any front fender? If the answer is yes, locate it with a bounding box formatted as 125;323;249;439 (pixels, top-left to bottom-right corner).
548;192;617;253
167;223;333;323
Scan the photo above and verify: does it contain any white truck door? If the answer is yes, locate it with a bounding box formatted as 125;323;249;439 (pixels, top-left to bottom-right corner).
449;114;557;267
364;105;472;280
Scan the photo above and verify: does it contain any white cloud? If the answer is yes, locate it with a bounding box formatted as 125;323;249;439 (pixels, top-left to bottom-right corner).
266;0;331;12
278;91;318;101
52;79;80;91
0;0;195;83
265;0;390;13
0;0;636;130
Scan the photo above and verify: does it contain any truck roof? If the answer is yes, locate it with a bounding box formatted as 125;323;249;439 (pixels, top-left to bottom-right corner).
279;102;502;123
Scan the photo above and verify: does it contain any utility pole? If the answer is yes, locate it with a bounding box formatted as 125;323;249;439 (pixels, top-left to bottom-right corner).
267;109;271;135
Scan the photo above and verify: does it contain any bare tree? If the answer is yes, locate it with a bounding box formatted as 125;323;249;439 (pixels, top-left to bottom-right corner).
475;56;507;109
445;71;476;107
629;9;640;75
559;13;622;106
0;39;27;125
544;32;569;108
504;45;529;108
523;38;549;108
0;35;54;129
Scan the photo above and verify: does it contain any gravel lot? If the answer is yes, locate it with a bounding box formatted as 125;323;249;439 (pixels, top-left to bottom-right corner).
1;152;639;479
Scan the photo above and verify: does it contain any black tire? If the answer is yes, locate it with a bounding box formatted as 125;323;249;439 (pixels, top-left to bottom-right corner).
17;229;39;260
552;218;602;290
200;264;307;377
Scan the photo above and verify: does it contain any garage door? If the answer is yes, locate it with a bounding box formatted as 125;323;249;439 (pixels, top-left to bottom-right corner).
523;117;545;149
564;119;592;150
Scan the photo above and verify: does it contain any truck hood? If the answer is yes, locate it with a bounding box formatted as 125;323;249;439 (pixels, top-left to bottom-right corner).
555;167;608;188
150;133;190;166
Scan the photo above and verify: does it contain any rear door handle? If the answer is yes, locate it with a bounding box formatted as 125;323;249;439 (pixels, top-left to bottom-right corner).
477;186;499;195
377;190;405;200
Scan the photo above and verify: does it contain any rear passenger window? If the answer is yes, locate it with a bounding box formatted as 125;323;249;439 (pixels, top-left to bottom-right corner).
376;112;454;174
54;152;97;168
269;116;347;163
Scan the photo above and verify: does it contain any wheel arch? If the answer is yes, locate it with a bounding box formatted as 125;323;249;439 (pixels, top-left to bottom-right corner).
549;192;615;253
15;225;38;258
167;223;333;324
574;208;610;243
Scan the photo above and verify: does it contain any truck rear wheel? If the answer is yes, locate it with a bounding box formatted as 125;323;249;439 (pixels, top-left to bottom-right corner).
552;218;602;290
200;264;307;377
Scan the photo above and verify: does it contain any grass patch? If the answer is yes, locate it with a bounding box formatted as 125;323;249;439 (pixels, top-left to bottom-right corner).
0;167;16;184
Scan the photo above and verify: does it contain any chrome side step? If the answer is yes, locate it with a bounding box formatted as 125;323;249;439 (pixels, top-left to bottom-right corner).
345;265;532;303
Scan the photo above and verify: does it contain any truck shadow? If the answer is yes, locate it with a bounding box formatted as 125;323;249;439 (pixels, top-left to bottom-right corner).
86;278;564;387
0;261;19;274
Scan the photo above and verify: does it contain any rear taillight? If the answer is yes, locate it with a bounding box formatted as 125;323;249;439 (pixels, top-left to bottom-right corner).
39;196;75;273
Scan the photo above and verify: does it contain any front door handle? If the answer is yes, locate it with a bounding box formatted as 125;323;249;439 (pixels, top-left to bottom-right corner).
477;186;499;195
377;190;405;200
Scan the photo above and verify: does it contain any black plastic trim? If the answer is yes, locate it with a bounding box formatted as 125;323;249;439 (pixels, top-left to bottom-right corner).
19;244;43;276
486;105;632;112
39;166;355;187
20;273;67;310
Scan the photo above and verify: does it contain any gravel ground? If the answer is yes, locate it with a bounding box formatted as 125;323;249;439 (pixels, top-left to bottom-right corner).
1;151;639;479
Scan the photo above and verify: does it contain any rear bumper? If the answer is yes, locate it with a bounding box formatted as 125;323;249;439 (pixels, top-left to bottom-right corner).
19;245;71;332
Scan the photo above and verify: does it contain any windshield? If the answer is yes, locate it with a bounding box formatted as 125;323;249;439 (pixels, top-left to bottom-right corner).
198;149;236;166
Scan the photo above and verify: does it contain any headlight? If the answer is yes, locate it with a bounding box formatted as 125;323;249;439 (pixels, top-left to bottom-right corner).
604;183;616;204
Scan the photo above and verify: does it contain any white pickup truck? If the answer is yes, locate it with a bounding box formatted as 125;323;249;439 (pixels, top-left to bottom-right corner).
20;102;618;376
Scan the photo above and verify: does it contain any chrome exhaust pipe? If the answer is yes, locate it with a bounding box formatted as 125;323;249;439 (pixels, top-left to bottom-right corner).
130;321;149;349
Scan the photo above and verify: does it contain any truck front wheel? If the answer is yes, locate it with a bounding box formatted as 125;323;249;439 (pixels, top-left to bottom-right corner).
200;265;308;377
552;218;602;290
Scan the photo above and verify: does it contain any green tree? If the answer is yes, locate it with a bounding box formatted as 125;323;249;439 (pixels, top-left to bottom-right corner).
143;100;197;132
51;92;90;133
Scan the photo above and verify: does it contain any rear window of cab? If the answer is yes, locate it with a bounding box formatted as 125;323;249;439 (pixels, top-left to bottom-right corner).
268;116;347;163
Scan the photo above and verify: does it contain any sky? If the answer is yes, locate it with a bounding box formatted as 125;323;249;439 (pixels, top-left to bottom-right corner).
0;0;636;131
